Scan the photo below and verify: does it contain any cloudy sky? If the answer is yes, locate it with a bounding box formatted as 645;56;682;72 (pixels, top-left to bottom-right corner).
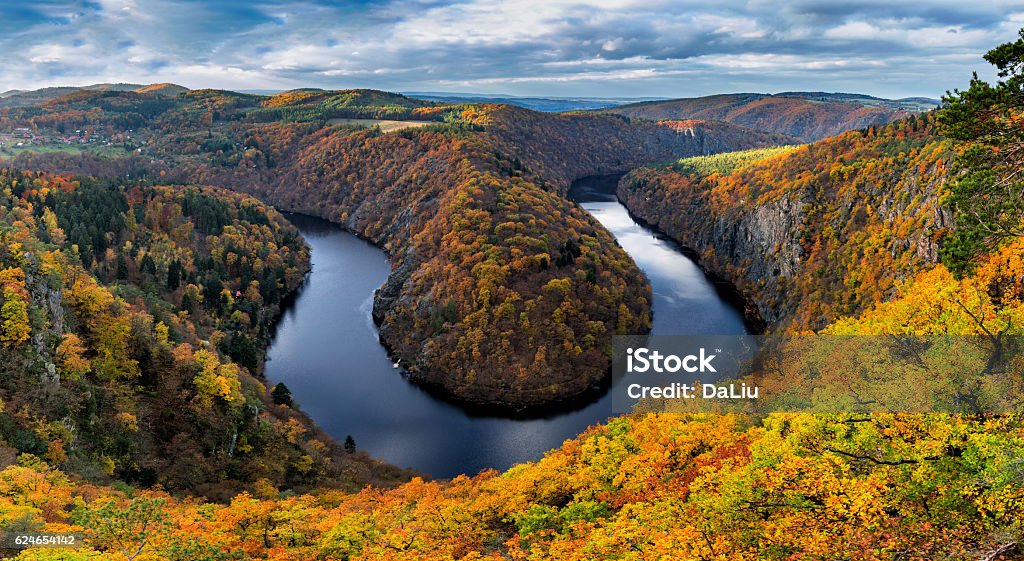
0;0;1021;99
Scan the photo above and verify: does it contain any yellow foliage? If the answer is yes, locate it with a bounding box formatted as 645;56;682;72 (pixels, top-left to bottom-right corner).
0;267;31;346
192;349;244;408
56;334;90;379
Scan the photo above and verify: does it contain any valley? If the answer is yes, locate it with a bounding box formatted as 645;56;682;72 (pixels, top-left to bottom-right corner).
0;89;789;410
602;92;939;142
264;175;748;477
0;22;1022;556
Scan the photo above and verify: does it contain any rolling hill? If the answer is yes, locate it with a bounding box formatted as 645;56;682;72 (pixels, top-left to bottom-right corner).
0;82;188;108
602;92;939;141
404;91;666;112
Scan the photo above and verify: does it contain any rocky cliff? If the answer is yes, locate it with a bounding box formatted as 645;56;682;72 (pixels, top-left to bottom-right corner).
618;115;953;330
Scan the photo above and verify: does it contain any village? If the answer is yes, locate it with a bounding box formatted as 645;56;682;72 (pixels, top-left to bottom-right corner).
0;126;143;154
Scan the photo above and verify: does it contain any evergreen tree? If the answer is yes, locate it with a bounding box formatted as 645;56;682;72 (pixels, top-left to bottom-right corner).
940;28;1024;275
167;260;183;290
270;383;293;407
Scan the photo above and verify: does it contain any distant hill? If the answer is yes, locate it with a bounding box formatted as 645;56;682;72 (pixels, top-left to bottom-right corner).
602;92;940;141
264;88;430;109
0;82;188;108
133;82;189;96
405;92;665;112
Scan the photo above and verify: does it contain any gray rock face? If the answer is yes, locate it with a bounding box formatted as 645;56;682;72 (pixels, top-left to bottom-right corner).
618;135;952;330
0;260;69;385
706;195;806;325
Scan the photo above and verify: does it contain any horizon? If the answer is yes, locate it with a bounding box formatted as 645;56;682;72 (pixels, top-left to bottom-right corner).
0;83;945;103
1;1;1020;99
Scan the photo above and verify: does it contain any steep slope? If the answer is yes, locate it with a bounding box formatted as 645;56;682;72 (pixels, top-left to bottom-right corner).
619;115;952;329
0;169;406;498
603;92;937;142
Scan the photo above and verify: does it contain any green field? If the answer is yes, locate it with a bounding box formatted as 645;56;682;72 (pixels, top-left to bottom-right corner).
671;144;802;176
0;142;137;159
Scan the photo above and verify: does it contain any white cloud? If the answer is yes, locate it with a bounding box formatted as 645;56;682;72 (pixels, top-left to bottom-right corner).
0;0;1019;97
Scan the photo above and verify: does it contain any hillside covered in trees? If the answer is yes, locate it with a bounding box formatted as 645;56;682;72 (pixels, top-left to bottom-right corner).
0;87;788;409
620;115;952;329
602;92;937;142
0;83;187;109
0;169;407;501
1;411;1021;560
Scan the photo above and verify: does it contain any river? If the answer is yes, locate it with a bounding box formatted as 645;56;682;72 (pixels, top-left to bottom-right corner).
264;175;748;478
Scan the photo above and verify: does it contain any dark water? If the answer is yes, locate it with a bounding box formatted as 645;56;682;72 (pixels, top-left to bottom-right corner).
264;176;747;478
569;175;749;334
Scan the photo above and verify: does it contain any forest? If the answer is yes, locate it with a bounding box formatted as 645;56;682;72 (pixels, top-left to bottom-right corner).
620;114;951;329
0;412;1021;560
0;169;407;503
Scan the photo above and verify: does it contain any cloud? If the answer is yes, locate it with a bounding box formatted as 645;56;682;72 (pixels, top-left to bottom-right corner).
0;0;1020;98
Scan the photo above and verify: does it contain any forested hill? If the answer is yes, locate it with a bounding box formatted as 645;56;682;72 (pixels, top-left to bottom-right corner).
601;92;938;142
620;115;952;330
0;87;789;409
0;83;188;108
1;101;1023;561
0;169;408;498
478;105;795;191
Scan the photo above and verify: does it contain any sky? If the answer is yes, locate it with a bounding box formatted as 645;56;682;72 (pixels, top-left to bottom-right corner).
0;0;1021;99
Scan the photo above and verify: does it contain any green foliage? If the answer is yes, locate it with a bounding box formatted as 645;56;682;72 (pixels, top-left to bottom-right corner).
180;188;232;234
74;496;170;560
514;504;559;535
50;179;129;268
163;537;242;561
670;145;801;176
271;383;293;407
939;28;1024;276
245;89;437;124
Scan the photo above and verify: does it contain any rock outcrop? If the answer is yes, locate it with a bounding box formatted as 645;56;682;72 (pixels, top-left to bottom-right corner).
618;116;953;330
